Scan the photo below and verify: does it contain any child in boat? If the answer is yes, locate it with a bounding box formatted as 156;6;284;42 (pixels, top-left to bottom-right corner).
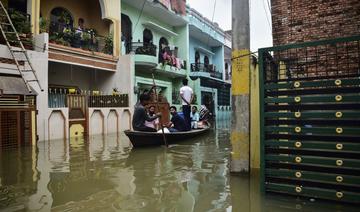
190;106;200;129
145;105;159;131
167;106;187;132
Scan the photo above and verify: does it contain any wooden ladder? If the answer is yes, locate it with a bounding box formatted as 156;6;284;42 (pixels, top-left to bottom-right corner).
0;1;43;93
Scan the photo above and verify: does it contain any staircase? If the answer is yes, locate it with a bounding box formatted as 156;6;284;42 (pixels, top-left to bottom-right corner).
0;1;43;93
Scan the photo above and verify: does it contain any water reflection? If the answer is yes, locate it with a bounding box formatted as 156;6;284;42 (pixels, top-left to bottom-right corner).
0;118;358;211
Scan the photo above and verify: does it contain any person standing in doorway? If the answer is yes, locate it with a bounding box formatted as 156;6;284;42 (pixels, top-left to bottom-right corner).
179;78;193;131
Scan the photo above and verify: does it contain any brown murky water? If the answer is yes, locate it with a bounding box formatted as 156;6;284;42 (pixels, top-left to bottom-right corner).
0;117;358;211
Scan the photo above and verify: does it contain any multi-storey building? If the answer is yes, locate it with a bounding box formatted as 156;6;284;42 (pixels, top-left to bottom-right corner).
188;8;231;116
121;0;188;117
0;0;133;144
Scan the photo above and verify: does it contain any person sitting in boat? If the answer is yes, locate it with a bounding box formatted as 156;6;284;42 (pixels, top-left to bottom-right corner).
167;106;187;132
190;106;200;129
145;105;159;131
132;94;161;132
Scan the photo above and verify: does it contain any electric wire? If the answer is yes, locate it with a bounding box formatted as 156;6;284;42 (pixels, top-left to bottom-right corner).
132;0;147;38
205;0;217;47
262;0;272;31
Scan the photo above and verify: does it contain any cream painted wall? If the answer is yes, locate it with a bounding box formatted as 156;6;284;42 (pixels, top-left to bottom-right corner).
90;110;104;135
48;110;66;140
107;110;118;134
40;0;110;36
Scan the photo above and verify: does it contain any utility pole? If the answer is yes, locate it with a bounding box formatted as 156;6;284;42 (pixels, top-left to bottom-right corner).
230;0;250;173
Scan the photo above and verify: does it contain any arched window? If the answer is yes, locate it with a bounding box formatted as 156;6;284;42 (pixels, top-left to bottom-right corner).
121;14;132;54
195;51;200;64
49;7;74;34
159;37;169;63
143;29;153;45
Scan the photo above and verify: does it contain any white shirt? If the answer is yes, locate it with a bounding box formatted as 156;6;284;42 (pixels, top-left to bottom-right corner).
180;85;193;105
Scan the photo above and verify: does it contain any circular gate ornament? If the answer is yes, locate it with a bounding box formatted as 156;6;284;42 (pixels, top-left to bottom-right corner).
336;127;343;134
336;143;343;150
295;141;302;148
294;81;301;88
335;95;342;102
336;192;343;199
335;79;342;86
335;111;343;118
336;176;343;183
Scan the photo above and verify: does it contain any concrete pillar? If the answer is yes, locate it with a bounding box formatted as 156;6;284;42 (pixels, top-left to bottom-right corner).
230;0;250;173
28;0;40;35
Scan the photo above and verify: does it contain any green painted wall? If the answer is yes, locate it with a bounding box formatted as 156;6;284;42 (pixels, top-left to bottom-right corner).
121;2;190;107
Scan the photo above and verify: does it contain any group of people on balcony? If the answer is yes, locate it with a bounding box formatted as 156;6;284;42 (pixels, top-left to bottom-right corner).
160;45;184;69
132;79;209;133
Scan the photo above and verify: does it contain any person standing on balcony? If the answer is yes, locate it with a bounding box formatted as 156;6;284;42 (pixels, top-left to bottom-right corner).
133;94;161;132
76;18;85;36
180;79;193;131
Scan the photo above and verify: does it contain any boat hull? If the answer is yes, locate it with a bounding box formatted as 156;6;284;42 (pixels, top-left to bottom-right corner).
124;128;210;147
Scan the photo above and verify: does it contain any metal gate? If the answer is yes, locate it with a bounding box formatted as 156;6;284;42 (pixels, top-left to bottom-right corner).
67;95;87;138
259;36;360;203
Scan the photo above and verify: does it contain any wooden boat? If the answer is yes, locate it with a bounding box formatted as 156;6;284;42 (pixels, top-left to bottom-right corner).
124;126;210;148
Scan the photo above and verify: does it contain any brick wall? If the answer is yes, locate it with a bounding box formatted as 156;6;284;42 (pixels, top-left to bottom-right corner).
271;0;360;46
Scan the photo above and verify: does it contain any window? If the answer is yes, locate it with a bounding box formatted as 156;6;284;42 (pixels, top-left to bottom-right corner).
143;29;153;45
121;14;132;54
159;37;169;63
49;7;74;34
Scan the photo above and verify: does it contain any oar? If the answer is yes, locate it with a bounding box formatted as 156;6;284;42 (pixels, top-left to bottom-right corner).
151;73;168;147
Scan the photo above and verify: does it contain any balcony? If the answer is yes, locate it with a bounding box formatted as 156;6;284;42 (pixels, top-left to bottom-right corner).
134;44;187;78
190;63;223;80
42;1;119;71
122;0;187;27
131;42;158;67
48;28;118;71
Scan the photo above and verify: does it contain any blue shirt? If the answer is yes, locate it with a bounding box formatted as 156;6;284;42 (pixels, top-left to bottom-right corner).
171;113;187;131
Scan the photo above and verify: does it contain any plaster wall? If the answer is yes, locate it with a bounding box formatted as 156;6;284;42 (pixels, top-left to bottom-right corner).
121;3;188;63
40;0;110;37
88;108;132;136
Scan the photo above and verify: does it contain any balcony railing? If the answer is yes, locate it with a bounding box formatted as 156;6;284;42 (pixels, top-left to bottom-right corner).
131;42;157;56
49;28;113;55
88;95;129;108
48;93;129;108
191;63;223;80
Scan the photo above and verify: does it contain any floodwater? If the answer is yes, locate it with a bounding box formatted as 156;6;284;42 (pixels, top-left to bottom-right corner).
0;113;358;211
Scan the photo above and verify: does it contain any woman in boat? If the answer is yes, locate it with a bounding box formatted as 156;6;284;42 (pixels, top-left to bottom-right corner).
132;94;161;132
145;105;160;131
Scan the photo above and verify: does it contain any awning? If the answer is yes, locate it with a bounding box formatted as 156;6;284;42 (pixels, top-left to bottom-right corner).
0;75;38;96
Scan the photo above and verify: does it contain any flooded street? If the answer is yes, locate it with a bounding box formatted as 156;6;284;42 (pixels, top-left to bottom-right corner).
0;116;358;211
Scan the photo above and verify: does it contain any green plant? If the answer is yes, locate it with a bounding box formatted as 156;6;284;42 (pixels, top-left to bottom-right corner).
39;17;49;33
103;34;113;55
8;9;31;34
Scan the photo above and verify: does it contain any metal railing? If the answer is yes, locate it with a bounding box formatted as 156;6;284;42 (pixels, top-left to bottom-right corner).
259;35;360;83
88;94;129;108
131;42;157;56
49;28;113;55
191;63;223;79
48;93;129;108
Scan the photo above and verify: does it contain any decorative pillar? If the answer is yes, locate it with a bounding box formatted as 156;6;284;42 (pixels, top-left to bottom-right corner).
28;0;40;35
